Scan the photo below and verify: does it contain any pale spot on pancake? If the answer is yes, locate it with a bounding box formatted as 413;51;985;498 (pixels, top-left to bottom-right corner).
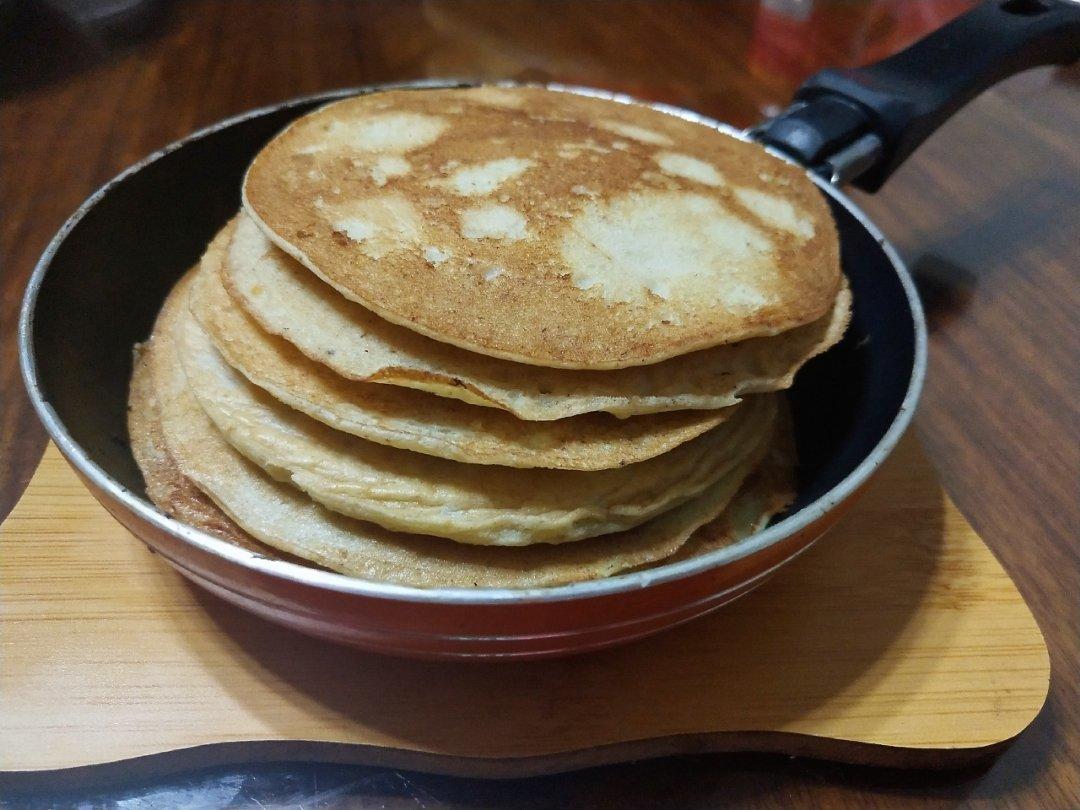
483;265;505;281
611;140;630;151
370;155;411;187
571;185;596;197
571;141;610;155
532;114;576;124
434;157;534;196
597;120;673;146
733;186;814;239
460;204;529;242
294;144;326;155
465;86;525;108
654;152;725;187
561;191;774;305
334;217;378;242
648;281;671;300
640;171;680;190
557;140;610;160
723;282;771;308
424;246;451;265
322;113;448;153
325;194;422;258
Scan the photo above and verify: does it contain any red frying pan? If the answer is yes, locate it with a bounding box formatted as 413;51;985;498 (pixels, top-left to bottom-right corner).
19;1;1080;657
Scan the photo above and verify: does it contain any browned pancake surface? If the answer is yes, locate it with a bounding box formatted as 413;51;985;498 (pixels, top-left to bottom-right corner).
244;86;840;369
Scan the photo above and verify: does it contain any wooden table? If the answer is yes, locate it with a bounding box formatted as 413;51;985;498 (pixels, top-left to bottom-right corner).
2;1;1077;806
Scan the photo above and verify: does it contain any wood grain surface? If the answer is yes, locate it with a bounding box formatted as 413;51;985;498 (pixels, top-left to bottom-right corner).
2;1;1077;806
0;437;1050;783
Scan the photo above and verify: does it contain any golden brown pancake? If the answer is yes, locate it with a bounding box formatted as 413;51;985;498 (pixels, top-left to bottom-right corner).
195;222;733;469
665;401;796;563
243;85;841;369
131;324;795;586
225;210;850;419
127;271;787;587
128;340;256;551
176;287;778;546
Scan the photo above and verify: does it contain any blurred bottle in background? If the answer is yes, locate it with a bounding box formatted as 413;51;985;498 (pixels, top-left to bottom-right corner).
749;0;975;115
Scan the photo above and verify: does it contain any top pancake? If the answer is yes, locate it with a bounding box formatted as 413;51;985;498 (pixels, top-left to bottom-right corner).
243;85;841;369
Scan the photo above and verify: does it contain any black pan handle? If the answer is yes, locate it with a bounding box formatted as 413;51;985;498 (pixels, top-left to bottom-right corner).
753;0;1080;190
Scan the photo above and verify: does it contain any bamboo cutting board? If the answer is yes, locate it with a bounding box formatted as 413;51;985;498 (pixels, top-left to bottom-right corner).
0;434;1050;789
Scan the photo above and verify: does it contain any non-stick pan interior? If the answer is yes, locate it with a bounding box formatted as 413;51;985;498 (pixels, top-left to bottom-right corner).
26;98;916;526
28;100;325;494
786;195;916;512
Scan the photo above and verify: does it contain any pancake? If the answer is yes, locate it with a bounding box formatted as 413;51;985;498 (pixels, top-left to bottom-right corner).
195;223;730;469
128;340;259;552
226;211;851;420
176;283;778;546
134;372;794;587
664;400;797;564
242;85;841;369
131;273;785;588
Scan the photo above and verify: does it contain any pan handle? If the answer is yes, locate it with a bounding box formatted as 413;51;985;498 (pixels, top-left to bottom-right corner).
751;0;1080;190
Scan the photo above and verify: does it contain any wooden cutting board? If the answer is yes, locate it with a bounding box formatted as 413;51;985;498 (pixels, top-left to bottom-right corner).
0;434;1050;790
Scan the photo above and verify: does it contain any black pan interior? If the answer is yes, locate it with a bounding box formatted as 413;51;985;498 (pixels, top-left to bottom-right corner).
28;101;916;517
786;194;916;512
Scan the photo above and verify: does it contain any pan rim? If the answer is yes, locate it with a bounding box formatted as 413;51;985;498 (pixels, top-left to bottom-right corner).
18;80;927;606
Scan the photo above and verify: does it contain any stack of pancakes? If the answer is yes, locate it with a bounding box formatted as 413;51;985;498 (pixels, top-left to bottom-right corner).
128;86;850;588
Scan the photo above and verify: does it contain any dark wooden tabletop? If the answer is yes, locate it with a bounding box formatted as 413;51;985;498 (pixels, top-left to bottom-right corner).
2;1;1078;806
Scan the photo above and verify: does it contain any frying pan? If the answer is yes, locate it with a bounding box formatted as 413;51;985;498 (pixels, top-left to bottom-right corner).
18;2;1080;658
